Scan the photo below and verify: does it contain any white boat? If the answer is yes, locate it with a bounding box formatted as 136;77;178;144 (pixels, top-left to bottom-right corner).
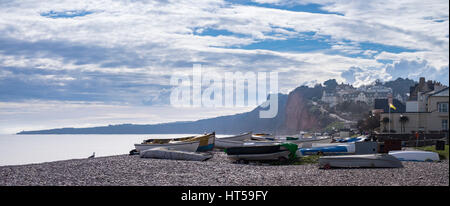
388;150;440;162
134;140;200;152
216;139;278;149
215;132;253;148
319;154;403;168
294;136;333;145
219;132;252;141
140;147;213;161
227;150;291;161
311;142;352;148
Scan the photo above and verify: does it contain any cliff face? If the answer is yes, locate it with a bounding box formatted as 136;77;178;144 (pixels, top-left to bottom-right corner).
283;90;319;133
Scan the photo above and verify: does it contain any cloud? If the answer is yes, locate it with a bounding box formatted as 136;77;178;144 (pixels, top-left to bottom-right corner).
385;59;449;85
0;0;448;128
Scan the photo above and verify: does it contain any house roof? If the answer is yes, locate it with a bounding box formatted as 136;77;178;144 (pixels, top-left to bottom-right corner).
429;87;449;97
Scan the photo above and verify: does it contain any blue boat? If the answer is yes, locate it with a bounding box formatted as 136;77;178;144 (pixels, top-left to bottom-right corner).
298;144;355;156
336;136;368;143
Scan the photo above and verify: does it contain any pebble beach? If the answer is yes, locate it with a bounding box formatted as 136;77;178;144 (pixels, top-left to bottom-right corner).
0;151;448;186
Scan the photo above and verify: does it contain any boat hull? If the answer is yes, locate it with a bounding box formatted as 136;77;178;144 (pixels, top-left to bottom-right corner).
388;150;440;162
140;147;213;161
298;143;355;156
189;133;215;152
216;139;276;149
219;132;252;140
227;150;290;161
135;141;200;152
319;154;403;168
215;132;253;148
226;144;283;155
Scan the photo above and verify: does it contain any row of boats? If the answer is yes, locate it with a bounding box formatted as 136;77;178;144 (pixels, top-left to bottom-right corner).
134;132;318;161
133;132;441;168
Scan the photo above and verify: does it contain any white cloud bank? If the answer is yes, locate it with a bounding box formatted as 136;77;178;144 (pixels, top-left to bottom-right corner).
0;0;448;130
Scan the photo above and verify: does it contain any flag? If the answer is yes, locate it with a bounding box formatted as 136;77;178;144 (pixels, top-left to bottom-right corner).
389;103;396;110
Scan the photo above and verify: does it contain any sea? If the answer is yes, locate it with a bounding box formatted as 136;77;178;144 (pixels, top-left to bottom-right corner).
0;134;228;166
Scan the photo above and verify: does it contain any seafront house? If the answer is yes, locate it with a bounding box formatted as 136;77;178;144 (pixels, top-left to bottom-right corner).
379;78;449;134
321;83;398;107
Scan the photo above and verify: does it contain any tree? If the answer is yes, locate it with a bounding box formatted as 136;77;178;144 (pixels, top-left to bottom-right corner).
357;113;380;133
399;115;409;133
323;79;338;92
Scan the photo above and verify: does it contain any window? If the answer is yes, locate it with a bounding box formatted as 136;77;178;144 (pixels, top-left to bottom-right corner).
438;103;448;113
442;120;448;131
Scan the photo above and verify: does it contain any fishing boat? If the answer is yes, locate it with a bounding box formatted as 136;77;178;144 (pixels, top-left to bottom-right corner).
134;140;200;152
253;133;271;137
388;150;440;162
225;143;298;161
311;142;352;148
216;132;252;141
335;135;368;143
135;133;215;152
215;139;276;149
183;132;216;152
298;143;355;156
227;150;291;161
140;147;213;161
226;144;284;155
286;136;332;144
251;133;275;141
319;154;403;168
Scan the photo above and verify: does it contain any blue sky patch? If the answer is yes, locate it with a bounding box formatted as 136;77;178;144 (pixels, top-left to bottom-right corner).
41;10;93;19
194;28;248;38
225;0;343;15
239;36;331;52
359;42;418;54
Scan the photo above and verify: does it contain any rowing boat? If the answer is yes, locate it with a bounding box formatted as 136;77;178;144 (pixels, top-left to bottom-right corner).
134;140;200;152
225;144;284;155
140;147;213;161
319;154;403;168
182;132;216;152
388;150;440;162
227;150;291;161
215;139;276;149
223;132;253;141
298;143;355;156
225;143;298;161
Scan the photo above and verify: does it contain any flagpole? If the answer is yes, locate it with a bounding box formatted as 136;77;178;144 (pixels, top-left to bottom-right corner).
389;106;391;134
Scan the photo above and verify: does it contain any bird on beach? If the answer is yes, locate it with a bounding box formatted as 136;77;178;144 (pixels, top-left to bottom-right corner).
88;152;95;159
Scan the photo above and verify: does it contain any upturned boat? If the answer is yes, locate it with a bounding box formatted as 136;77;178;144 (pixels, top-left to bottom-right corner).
134;140;200;152
227;150;291;161
319;154;403;168
388;150;440;162
140;147;213;161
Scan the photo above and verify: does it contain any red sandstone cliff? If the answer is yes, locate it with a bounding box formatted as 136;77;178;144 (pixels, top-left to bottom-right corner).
283;90;319;133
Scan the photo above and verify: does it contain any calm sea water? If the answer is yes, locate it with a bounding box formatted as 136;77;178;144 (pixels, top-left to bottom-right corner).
0;134;225;166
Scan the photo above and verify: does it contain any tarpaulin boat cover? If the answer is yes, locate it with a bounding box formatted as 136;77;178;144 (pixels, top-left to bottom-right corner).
281;143;298;160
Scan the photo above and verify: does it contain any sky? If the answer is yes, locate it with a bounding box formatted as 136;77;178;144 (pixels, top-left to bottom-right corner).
0;0;449;134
